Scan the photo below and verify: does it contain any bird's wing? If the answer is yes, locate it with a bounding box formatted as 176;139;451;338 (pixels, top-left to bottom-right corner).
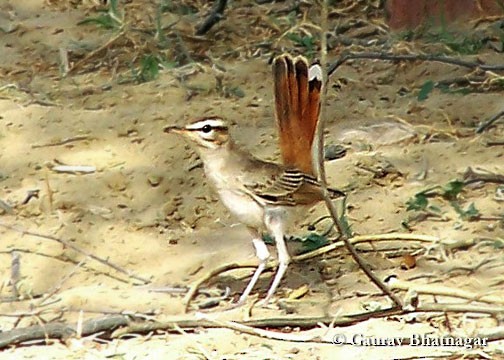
244;168;305;205
244;168;346;206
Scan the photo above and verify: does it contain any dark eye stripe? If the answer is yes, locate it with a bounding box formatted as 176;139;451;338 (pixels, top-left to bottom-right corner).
188;126;228;132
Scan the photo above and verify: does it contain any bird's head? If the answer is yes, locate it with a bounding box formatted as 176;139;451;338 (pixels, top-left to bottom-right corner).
164;116;230;150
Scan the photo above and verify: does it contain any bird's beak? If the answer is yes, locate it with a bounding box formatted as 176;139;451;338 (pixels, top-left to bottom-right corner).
164;125;184;134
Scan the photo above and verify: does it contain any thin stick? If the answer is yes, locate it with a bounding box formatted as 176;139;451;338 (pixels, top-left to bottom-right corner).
184;262;258;312
195;312;320;342
117;303;504;338
463;167;504;185
10;251;21;299
45;171;53;213
478;326;504;342
476;108;504;133
0;315;130;348
31;135;90;149
0;248;132;284
315;2;403;308
183;233;456;310
2;302;502;348
67;31;125;75
387;278;504;305
37;258;87;307
173;323;215;360
195;0;227;36
327;52;504;78
0;223;150;284
294;233;442;261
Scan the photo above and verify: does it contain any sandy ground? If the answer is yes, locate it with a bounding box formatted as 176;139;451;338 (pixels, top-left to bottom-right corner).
1;0;503;359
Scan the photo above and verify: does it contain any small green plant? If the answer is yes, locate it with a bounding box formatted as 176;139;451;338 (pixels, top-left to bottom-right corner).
136;55;160;83
297;233;329;253
450;201;480;221
127;54;176;84
160;0;197;15
263;232;330;253
78;0;123;30
417;80;435;101
223;86;245;98
406;180;481;222
424;30;485;55
286;33;317;58
396;16;486;56
418;79;476;101
488;238;504;249
117;54;173;84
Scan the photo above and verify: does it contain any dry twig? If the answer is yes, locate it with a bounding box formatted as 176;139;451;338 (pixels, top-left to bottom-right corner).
387;277;504;305
476;110;504;134
31;135;91;149
67;31;126;75
316;5;402;309
3;302;503;348
195;0;227;36
0;223;151;284
328;52;504;78
183;233;471;311
463;167;504;185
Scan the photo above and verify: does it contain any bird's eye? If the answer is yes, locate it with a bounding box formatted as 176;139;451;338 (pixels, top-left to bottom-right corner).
201;124;212;133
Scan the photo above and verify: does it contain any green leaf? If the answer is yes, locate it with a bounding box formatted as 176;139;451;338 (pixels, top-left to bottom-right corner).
442;180;464;200
461;202;480;220
78;14;119;29
77;0;123;30
262;233;274;245
286;33;303;44
109;0;120;18
286;33;316;57
406;193;429;211
438;83;472;96
135;55;160;83
427;204;442;213
226;86;245;98
299;233;329;253
489;238;504;249
417;80;435;101
450;201;480;221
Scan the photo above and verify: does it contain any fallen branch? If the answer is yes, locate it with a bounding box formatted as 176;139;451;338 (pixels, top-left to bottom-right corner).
387;277;504;305
51;165;96;174
463;167;504;185
67;30;125;75
2;302;503;348
0;314;130;348
478;326;504;342
31;135;91;149
37;259;87;307
0;248;131;284
183;233;476;311
184;262;258;312
195;0;227;36
476;108;504;133
317;41;403;308
295;233;442;262
327;52;504;78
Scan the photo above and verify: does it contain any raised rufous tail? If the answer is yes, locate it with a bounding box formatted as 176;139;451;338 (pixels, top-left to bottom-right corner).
273;54;322;176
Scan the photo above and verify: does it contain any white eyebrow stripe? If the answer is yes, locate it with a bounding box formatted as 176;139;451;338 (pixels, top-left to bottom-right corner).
308;64;323;81
186;118;227;130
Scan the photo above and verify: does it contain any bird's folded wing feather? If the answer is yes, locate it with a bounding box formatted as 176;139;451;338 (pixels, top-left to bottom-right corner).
244;168;345;206
244;169;304;205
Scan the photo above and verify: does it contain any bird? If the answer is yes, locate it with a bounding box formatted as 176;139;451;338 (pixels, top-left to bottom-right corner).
164;54;344;306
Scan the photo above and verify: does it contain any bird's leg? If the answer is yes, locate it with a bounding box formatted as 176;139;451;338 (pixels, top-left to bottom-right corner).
236;228;270;305
261;209;290;304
